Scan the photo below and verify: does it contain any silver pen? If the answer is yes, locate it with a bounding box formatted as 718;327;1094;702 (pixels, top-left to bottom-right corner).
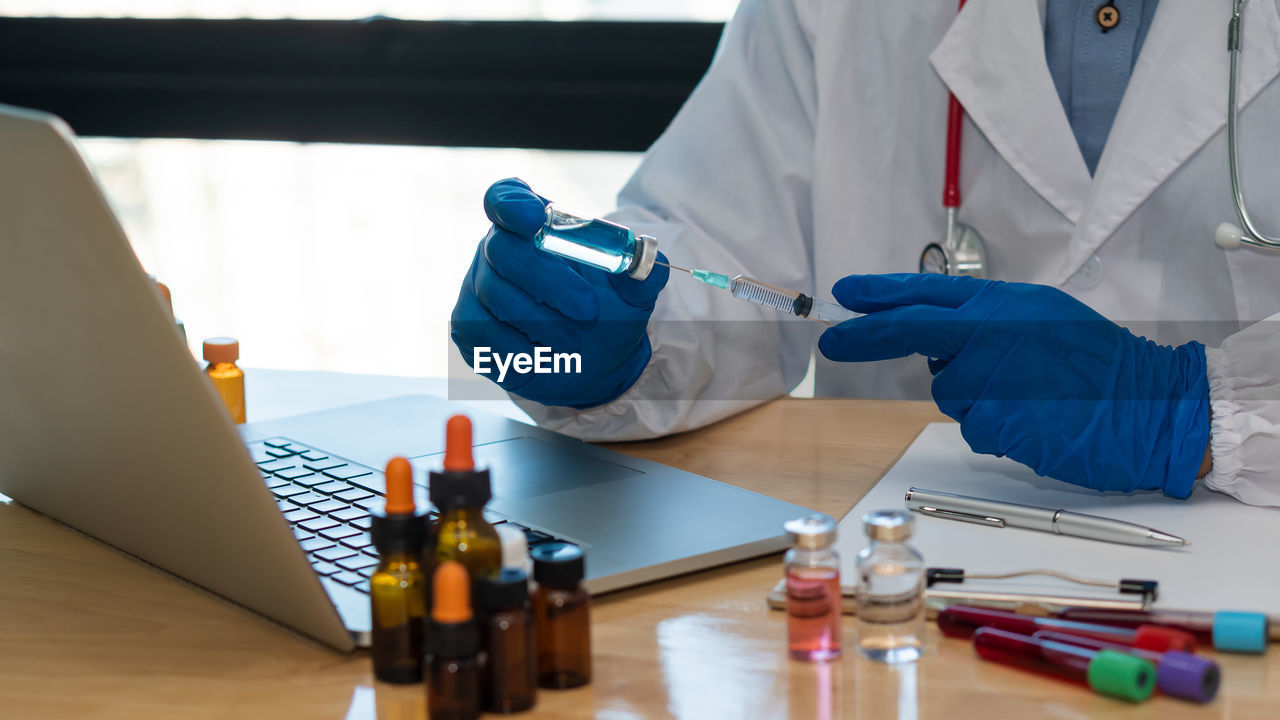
904;487;1188;547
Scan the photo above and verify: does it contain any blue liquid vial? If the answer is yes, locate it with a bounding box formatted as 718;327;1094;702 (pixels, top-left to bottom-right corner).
533;204;658;280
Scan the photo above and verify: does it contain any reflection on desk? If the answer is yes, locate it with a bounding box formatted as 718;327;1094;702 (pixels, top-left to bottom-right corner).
1;390;1277;719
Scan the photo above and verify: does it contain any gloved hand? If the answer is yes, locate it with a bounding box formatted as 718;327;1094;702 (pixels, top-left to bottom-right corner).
818;274;1210;497
451;178;669;409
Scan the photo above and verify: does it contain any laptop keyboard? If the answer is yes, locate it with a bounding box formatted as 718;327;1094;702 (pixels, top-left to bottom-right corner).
249;437;564;594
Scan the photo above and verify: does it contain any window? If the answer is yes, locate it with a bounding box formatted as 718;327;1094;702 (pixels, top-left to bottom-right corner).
3;2;725;377
0;0;737;21
86;138;641;376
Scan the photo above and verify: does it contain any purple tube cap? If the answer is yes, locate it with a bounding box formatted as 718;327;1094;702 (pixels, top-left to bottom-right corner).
1156;651;1220;703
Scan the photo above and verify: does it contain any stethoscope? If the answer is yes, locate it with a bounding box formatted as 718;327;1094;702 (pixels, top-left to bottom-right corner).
1216;0;1280;251
920;0;987;277
923;0;1280;278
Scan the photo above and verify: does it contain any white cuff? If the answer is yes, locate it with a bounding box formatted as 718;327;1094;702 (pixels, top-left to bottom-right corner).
1202;326;1280;506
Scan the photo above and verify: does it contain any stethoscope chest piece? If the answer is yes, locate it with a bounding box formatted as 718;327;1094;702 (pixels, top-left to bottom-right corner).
920;211;987;277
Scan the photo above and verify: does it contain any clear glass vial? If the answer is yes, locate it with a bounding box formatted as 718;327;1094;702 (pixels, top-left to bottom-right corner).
533;204;658;280
784;514;842;662
855;509;925;664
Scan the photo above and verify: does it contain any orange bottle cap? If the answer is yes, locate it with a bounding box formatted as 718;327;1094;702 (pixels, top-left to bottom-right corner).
382;456;415;515
155;281;174;310
442;415;474;472
432;561;472;623
202;337;240;364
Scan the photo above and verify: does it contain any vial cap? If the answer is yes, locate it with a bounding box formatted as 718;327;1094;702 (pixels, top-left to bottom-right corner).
1212;610;1269;653
627;234;658;281
497;524;529;571
432;561;473;623
443;415;475;472
202;337;239;364
1086;649;1156;702
477;568;530;611
784;514;837;549
862;509;914;542
382;456;415;516
429;414;492;511
530;542;585;588
1155;651;1220;703
154;281;174;313
1133;625;1196;654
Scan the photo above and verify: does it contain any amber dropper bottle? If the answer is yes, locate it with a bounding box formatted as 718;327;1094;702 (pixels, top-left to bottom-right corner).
202;337;245;423
479;568;538;713
531;542;591;689
369;456;429;684
427;561;482;720
432;415;501;581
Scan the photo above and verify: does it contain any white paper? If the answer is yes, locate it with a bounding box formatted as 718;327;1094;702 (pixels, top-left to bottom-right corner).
836;423;1280;613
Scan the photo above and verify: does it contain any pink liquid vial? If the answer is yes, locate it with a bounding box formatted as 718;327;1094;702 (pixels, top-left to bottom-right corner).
784;515;842;662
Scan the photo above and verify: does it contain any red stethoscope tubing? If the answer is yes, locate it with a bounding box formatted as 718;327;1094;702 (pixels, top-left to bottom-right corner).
943;0;968;210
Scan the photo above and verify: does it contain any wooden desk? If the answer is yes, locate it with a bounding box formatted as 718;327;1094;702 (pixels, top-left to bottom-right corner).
1;398;1274;719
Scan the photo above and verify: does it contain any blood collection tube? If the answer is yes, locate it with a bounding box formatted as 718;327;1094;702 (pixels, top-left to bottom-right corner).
368;457;429;683
1033;631;1220;703
973;627;1156;702
427;561;482;720
937;605;1196;653
1057;607;1270;654
202;337;245;423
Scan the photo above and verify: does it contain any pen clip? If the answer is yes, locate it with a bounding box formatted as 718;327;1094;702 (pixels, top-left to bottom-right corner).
916;505;1006;528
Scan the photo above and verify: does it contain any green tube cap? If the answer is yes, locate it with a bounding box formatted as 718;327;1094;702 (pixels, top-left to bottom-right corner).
1087;650;1156;702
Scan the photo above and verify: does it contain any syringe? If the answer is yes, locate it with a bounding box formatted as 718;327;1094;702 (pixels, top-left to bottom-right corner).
660;262;862;325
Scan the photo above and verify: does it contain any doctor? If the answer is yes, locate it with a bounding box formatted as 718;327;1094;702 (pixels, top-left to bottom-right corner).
452;0;1280;505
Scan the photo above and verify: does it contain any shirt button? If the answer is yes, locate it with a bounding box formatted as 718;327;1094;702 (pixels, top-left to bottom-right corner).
1070;255;1104;290
1096;3;1121;31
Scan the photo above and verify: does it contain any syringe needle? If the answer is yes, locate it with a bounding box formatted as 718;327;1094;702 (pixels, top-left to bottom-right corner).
654;259;692;274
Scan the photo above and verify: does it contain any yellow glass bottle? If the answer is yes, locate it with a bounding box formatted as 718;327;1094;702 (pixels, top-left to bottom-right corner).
203;337;245;424
370;457;429;684
432;415;501;580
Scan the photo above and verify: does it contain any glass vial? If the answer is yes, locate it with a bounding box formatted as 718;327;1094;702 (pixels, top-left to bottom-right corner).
431;416;501;582
784;515;842;662
530;542;591;688
478;569;538;713
534;204;657;280
369;457;429;684
855;509;925;664
427;561;481;720
202;337;245;423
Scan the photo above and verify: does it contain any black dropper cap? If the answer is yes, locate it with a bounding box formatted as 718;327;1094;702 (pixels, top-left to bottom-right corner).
477;568;530;611
429;415;492;512
530;542;585;589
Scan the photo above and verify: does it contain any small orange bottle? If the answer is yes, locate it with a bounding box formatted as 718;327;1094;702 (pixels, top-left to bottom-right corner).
203;337;246;424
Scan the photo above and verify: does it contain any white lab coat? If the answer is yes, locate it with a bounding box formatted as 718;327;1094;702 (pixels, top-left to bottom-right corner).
515;0;1280;505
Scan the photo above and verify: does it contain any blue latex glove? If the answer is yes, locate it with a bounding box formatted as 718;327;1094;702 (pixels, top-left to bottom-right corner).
818;274;1210;497
451;178;669;409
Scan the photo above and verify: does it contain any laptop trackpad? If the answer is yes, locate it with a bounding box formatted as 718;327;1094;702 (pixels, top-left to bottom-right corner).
411;437;641;499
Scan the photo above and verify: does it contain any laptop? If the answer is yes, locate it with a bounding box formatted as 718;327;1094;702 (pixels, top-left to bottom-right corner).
0;104;813;651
